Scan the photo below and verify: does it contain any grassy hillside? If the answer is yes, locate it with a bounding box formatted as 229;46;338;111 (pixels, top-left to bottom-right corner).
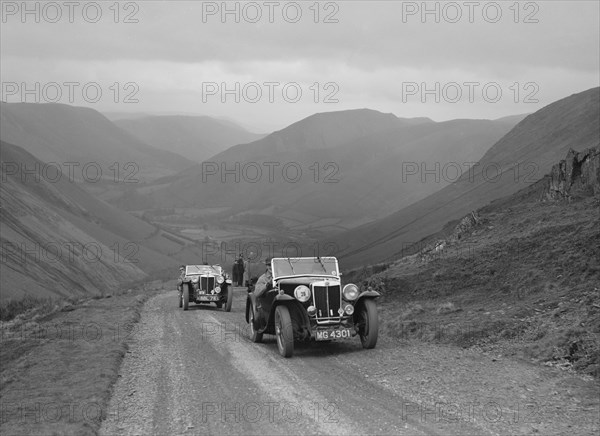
337;87;600;268
345;155;600;376
0;141;211;303
0;284;162;435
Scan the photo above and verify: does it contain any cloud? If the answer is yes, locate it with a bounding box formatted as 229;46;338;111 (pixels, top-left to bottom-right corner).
1;1;598;131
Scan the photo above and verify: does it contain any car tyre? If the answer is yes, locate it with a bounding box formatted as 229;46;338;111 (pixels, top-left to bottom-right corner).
225;286;233;312
249;305;263;343
275;305;294;358
178;290;182;308
183;284;190;311
358;299;378;349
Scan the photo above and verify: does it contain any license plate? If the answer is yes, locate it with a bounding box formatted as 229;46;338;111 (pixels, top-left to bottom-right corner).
199;295;219;301
315;328;352;341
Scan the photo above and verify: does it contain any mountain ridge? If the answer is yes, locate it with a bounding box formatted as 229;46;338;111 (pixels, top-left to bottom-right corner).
118;108;520;231
336;87;600;267
115;115;265;163
0;102;193;181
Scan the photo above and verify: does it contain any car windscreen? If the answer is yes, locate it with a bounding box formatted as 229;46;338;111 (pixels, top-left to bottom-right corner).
272;257;339;279
186;265;221;275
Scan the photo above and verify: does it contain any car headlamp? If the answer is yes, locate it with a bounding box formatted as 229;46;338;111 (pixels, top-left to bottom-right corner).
217;276;224;284
192;276;199;284
343;284;359;301
294;285;311;302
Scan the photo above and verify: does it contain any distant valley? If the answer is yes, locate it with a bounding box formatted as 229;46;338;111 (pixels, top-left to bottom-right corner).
1;88;597;301
108;109;522;245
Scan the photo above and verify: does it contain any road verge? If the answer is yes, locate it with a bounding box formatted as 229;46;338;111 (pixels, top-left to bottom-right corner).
0;282;165;436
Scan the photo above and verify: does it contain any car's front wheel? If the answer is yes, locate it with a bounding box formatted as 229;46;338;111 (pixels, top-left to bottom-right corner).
357;299;378;349
275;305;294;358
183;284;190;311
224;286;233;312
249;305;263;343
178;290;182;308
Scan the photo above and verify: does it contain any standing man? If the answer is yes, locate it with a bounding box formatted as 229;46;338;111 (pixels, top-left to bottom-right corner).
232;259;239;287
237;255;245;286
242;256;249;287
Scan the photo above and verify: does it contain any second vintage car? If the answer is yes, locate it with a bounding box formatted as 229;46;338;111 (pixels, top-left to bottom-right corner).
245;257;380;357
179;264;233;311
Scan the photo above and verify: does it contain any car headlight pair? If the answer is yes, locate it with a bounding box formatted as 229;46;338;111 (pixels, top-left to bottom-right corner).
294;285;311;302
343;284;359;301
295;284;359;303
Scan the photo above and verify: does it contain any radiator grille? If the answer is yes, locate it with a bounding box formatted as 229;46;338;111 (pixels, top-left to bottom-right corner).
200;276;215;292
313;285;341;319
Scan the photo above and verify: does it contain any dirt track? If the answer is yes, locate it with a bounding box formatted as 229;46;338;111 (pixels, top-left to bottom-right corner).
100;288;599;436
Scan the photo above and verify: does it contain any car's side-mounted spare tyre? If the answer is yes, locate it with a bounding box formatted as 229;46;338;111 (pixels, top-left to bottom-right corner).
224;286;233;312
248;303;263;343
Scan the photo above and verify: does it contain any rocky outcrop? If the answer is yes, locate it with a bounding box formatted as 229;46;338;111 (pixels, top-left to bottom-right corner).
545;146;600;200
407;147;598;266
451;211;482;241
412;211;483;263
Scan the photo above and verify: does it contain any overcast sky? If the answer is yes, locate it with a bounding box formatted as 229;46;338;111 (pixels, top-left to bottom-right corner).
1;1;598;132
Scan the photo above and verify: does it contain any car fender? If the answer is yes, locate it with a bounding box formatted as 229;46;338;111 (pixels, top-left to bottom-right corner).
275;293;295;302
266;297;310;336
355;289;381;306
264;294;295;325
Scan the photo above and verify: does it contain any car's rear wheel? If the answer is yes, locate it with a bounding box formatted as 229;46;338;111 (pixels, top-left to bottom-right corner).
183;285;190;311
357;299;378;349
224;286;233;312
275;305;294;358
249;306;263;343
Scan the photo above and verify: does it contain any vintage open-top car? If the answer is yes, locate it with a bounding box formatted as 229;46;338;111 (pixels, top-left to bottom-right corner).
245;257;380;357
178;264;233;311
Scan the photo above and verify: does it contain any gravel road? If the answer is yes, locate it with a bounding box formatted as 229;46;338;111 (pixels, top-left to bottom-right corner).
100;288;599;436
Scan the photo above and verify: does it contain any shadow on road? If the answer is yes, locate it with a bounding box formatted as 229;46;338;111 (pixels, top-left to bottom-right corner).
245;334;369;358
